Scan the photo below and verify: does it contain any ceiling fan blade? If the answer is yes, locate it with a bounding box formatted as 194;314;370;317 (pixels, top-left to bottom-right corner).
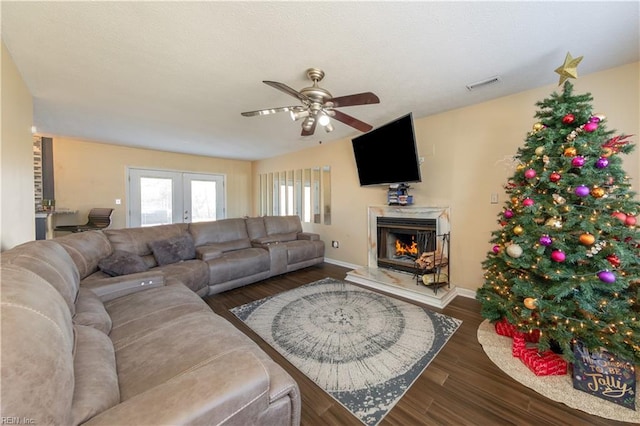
241;106;298;117
328;92;380;108
331;109;373;133
301;119;317;136
263;81;310;103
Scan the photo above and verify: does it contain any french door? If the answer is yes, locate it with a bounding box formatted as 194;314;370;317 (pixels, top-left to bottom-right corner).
128;168;225;227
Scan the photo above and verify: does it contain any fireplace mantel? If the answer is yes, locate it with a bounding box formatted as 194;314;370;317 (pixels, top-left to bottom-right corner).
346;205;455;308
367;205;450;268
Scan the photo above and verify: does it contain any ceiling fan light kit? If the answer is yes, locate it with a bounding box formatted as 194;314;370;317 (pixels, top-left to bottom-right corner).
241;68;380;137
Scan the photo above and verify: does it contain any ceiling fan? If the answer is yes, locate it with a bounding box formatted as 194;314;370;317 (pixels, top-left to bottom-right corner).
241;68;380;136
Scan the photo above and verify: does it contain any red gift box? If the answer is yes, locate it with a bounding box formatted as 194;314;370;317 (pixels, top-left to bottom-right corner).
495;318;540;343
519;348;567;376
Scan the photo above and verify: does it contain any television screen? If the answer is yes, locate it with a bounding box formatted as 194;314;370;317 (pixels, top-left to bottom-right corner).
351;113;421;186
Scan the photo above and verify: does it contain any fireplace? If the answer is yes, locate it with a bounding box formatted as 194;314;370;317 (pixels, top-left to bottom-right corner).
376;217;436;273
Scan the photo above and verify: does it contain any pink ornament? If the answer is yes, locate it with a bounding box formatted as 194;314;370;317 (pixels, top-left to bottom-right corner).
524;169;537;179
504;210;514;219
575;185;590;197
492;245;501;254
571;156;586;167
583;122;598;132
595;157;609;169
523;198;534;207
551;250;566;263
597;270;616;283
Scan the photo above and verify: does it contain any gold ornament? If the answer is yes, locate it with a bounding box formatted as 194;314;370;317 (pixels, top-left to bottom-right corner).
564;147;577;157
513;225;524;235
534;146;545;156
555;52;584;85
545;217;563;228
524;297;538;310
532;123;544;132
579;233;595;246
602;147;613;157
516;164;525;172
591;187;605;198
552;194;566;205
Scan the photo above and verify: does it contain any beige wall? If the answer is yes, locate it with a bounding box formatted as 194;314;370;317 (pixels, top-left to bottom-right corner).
253;62;640;292
53;137;252;229
1;41;34;250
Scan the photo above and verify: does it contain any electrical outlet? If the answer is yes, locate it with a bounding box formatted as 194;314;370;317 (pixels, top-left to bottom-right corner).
115;199;122;205
332;240;339;248
490;193;499;204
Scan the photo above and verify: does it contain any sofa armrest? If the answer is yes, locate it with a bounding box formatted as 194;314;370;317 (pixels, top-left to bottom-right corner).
297;232;320;241
83;350;298;426
82;271;165;302
251;236;282;246
195;246;224;262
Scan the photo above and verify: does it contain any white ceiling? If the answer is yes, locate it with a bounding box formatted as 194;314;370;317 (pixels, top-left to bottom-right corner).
2;1;639;161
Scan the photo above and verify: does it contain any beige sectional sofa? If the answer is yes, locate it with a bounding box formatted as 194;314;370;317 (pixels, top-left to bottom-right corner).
0;215;324;425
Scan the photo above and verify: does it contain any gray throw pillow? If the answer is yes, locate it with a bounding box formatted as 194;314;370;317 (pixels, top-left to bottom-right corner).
98;250;149;277
149;234;196;266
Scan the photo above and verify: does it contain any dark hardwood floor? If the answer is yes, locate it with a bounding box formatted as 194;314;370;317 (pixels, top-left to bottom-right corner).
204;263;633;426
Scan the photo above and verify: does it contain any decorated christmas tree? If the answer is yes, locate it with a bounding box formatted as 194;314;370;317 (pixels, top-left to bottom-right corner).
476;53;639;364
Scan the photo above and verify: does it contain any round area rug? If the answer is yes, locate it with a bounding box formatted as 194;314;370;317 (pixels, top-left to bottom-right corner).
231;278;462;426
477;319;639;423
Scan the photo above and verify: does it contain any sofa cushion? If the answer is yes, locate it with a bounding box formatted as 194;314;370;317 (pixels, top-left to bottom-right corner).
56;231;113;279
159;259;209;294
245;217;267;240
188;218;249;247
1;264;75;425
71;325;120;425
74;288;112;334
149;234;196;266
1;240;80;315
285;239;325;264
98;250;149;277
104;224;188;266
206;248;270;285
264;216;302;236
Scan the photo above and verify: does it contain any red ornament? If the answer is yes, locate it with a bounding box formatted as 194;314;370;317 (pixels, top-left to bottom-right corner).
562;114;575;124
549;172;561;182
606;254;621;268
626;215;637;226
611;211;628;223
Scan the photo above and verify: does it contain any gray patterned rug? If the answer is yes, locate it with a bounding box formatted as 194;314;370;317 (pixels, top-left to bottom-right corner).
230;277;462;425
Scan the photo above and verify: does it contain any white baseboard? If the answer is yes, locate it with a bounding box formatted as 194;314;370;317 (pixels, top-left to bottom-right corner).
323;257;361;270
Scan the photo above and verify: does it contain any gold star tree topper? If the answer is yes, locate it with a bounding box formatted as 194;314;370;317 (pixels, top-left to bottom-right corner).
554;52;583;85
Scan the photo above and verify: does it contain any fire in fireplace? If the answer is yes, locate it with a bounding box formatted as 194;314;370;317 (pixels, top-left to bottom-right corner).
377;217;437;272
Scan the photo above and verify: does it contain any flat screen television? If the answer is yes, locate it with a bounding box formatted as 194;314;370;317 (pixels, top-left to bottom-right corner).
351;113;421;186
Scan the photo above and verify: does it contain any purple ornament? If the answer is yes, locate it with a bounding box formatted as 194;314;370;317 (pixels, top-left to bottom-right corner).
597;270;616;283
523;198;534;207
539;235;553;246
589;116;601;123
571;156;586;167
504;210;514;219
595;157;609;169
492;245;500;254
583;122;598;132
575;185;590;197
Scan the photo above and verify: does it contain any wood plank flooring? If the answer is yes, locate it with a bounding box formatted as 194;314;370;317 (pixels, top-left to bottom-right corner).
204;263;634;426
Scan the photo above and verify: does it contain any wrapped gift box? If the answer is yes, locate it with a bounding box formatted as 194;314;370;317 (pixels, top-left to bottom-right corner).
495;318;540;343
519;347;568;376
